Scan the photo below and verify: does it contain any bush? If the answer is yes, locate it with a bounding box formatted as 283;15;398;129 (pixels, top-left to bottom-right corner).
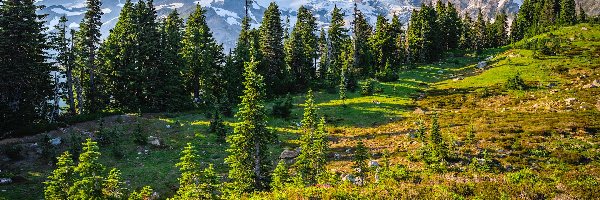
360;79;375;96
39;133;58;162
133;123;146;145
375;62;398;82
505;73;528;90
96;123;121;147
3;145;23;160
272;95;293;118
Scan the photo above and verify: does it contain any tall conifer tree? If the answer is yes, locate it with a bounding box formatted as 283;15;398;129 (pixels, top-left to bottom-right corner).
259;2;286;96
327;6;349;89
0;0;54;134
74;0;104;113
287;6;318;93
352;3;373;78
225;60;275;194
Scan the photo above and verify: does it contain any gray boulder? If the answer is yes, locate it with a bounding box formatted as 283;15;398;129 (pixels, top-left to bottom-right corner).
279;148;300;159
49;137;61;146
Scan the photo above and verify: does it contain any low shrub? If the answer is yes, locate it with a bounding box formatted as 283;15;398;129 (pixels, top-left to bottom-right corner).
272;95;293;118
505;73;528;90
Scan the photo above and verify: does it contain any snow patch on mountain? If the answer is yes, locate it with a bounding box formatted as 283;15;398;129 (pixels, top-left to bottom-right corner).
213;7;239;19
51;7;85;16
156;3;184;10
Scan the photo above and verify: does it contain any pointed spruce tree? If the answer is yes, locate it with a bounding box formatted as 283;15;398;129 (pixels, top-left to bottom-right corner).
0;0;54;135
158;9;190;111
259;2;287;96
74;0;104;113
287;6;318;93
225;59;275;195
98;0;138;111
327;5;349;89
352;3;373;78
559;0;576;25
44;152;75;199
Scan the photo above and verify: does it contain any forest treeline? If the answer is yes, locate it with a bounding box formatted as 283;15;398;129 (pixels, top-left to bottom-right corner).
0;0;590;136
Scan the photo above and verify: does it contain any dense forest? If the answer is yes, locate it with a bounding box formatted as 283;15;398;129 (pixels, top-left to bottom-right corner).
0;0;598;199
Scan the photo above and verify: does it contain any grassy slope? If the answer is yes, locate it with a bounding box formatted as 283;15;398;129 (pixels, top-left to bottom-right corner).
1;24;599;199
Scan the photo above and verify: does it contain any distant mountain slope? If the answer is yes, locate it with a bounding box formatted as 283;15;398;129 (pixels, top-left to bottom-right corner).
35;0;596;51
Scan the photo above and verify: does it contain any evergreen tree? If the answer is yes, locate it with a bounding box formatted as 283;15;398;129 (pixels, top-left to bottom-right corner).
172;143;218;199
259;2;287;95
44;152;75;199
559;0;577;25
420;4;441;62
389;14;405;68
352;3;373;77
353;140;369;177
102;168;124;199
270;160;289;190
492;11;508;47
370;15;393;74
474;9;488;51
339;65;348;104
287;6;318;93
70;139;105;199
435;0;449;51
182;4;222;108
406;9;423;63
158;10;190;111
128;186;154;200
327;5;349;89
0;0;54;135
227;17;252;106
312;117;329;182
135;0;163;111
225;60;275;195
459;15;475;50
445;2;462;50
99;0;138;111
295;90;318;184
74;0;104;113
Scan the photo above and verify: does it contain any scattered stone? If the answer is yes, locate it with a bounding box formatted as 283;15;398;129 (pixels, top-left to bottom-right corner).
345;149;351;153
476;61;487;69
453;77;464;81
147;136;162;147
341;174;355;183
581;27;588;31
279;148;300;159
354;176;364;186
565;98;577;105
437;70;444;74
414;108;425;115
582;79;600;89
165;125;171;129
369;160;379;168
547;83;557;88
0;178;11;185
49;137;61;146
334;153;341;160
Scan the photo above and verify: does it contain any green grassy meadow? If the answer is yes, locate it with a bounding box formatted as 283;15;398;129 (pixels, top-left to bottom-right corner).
1;24;599;199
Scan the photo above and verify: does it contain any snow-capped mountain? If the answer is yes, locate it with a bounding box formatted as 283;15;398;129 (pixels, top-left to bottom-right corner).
34;0;593;51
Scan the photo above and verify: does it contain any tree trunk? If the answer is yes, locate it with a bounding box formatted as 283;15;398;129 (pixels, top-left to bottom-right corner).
253;142;262;190
66;64;75;114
